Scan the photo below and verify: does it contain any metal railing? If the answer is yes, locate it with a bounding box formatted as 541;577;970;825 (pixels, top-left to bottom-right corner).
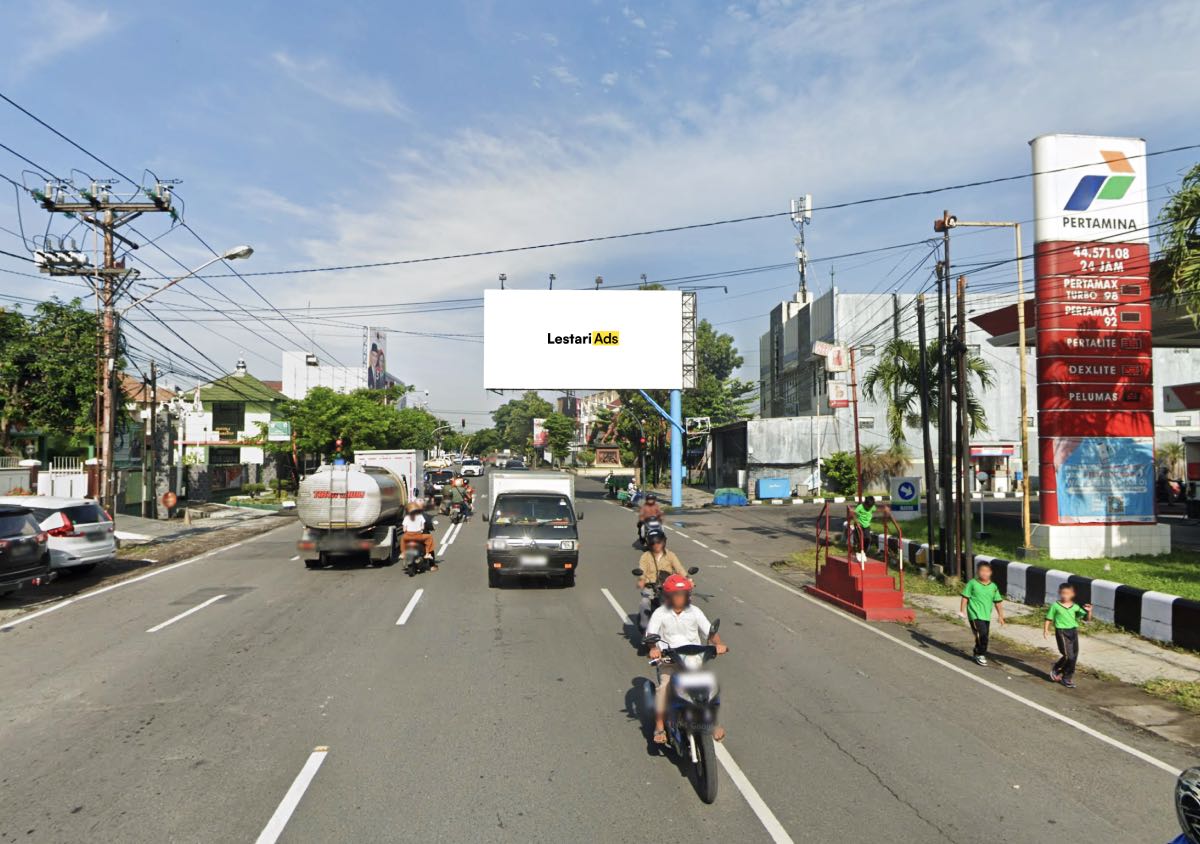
879;510;906;595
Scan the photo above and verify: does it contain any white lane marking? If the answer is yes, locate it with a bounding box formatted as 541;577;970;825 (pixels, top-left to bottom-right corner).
289;555;300;561
693;540;709;549
714;743;795;844
601;586;793;843
396;589;425;626
436;521;462;555
673;530;690;539
729;560;1181;776
1;522;294;633
600;588;630;623
254;746;329;844
146;594;226;633
710;549;729;559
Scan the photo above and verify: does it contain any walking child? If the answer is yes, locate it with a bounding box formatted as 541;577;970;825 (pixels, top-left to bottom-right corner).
1043;583;1092;688
959;562;1006;666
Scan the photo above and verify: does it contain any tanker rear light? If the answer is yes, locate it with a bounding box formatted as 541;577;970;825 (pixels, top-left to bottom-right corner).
297;541;316;551
491;561;502;569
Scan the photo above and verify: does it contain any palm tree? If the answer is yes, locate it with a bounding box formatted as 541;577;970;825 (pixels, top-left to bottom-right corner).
1159;162;1200;319
862;337;996;444
1157;441;1186;478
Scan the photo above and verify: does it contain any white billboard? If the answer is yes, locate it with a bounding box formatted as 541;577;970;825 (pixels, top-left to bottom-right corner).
1030;134;1149;245
483;290;684;389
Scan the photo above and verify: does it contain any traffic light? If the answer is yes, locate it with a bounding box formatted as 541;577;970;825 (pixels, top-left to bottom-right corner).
461;418;466;428
639;436;646;448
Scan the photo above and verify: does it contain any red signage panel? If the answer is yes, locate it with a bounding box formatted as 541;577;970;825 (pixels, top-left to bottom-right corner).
1037;329;1151;358
1039;356;1152;384
1037;383;1153;412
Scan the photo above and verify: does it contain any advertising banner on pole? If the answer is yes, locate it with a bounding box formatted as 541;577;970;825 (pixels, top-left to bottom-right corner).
532;418;548;447
1030;133;1153;525
367;328;388;390
483;290;684;390
827;380;850;409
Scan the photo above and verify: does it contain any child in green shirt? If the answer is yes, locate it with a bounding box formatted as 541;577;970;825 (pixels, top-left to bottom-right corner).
958;562;1006;666
1043;582;1092;688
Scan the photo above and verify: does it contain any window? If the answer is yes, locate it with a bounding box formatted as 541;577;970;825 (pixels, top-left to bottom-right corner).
1024;416;1035;428
1176;416;1192;428
859;417;875;430
859;344;875;357
968;344;981;357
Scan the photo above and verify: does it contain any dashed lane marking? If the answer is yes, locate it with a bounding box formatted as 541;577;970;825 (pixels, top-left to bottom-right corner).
254;746;329;844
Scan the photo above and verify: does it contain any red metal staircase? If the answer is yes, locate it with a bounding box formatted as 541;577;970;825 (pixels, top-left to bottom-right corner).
805;504;914;623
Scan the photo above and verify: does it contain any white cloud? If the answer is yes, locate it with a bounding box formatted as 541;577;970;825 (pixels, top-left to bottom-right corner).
21;0;113;66
600;71;620;87
623;5;647;28
272;51;409;118
238;187;313;220
541;32;559;47
549;65;580;86
654;47;673;59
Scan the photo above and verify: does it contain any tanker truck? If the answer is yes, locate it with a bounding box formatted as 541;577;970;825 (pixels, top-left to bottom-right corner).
296;463;408;568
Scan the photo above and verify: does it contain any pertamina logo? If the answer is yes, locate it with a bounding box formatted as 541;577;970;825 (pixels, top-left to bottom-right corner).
546;330;620;346
1064;150;1135;211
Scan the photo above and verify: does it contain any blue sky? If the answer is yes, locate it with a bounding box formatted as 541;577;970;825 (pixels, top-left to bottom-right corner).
1;0;1198;425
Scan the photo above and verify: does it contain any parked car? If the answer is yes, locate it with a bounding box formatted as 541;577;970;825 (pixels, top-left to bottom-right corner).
0;496;115;574
505;458;527;470
0;504;52;596
460;458;485;477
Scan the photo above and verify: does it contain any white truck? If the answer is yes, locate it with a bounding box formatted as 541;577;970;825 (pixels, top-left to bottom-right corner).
1184;436;1200;519
483;471;581;587
296;463;409;568
354;449;424;504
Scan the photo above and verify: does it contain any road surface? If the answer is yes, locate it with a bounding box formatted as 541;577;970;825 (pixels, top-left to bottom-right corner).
0;479;1187;842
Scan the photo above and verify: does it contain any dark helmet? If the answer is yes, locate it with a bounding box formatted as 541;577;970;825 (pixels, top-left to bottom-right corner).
645;493;658;503
646;528;666;545
1177;767;1200;844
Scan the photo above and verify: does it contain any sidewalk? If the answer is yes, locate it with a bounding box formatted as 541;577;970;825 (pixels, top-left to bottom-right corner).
114;504;281;548
646;485;713;509
908;593;1200;685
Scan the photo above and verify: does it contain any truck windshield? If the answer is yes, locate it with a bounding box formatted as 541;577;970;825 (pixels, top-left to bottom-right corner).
491;496;574;526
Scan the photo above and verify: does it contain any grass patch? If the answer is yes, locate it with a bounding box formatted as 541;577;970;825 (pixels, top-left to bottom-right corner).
878;518;1200;601
1143;678;1200;714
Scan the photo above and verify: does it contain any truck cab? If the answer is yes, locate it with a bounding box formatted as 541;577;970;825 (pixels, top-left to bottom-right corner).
484;472;580;588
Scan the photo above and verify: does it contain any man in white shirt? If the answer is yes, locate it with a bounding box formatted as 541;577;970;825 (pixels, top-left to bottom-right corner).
401;502;436;567
645;573;727;744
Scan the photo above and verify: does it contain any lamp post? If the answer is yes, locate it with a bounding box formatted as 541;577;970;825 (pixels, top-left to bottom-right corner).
942;220;1033;555
104;245;253;517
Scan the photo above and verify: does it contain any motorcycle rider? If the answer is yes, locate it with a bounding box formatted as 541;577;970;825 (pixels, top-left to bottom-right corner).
462;478;475;515
635;529;688;630
646;574;727;745
447;477;468;516
637;493;664;541
401;502;436;568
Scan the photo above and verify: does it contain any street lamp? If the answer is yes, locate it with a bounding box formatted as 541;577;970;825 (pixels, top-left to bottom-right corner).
949;220;1033;555
121;245;253;315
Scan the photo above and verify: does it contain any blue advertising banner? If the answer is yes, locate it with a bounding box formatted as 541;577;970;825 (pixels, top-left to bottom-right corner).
1053;437;1154;523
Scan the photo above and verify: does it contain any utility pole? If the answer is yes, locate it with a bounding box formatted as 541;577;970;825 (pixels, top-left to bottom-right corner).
956;275;972;579
916;294;937;571
1014;225;1034;556
849;347;863;499
33;180;176;517
933;210;957;574
142;361;157;518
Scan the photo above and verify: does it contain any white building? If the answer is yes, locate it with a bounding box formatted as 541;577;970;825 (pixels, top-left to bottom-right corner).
281;351;367;399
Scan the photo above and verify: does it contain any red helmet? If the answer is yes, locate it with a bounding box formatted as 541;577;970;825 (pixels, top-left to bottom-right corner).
662;574;693;594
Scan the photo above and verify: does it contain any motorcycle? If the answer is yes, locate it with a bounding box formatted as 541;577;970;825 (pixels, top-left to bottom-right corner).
637;517;664;548
632;565;700;634
402;536;431;577
643;619;725;804
450;501;464;524
1158;476;1185;505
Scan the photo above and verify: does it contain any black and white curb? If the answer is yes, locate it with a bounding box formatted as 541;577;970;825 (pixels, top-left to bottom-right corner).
748;491;1035;505
877;533;1200;651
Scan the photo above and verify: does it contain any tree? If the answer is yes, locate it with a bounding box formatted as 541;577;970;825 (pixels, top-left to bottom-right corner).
269;387;442;458
0;298;104;454
467;427;502;457
861;337;995;444
1159;162;1200;318
1157;441;1186;478
492;391;554;450
540;412;576;464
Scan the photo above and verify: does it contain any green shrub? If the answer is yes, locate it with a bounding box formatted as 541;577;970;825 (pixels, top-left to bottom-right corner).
243;483;267;499
823;451;858;494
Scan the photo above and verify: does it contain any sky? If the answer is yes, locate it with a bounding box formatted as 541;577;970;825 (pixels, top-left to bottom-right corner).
1;0;1198;429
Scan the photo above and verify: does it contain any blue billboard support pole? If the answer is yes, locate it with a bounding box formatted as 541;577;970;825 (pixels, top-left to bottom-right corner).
669;389;683;509
637;389;686;509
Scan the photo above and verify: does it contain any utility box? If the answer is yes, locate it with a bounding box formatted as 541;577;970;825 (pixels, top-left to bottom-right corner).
756;477;790;500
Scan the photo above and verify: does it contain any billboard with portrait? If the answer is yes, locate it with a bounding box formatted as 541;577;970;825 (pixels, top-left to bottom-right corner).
367;328;388;389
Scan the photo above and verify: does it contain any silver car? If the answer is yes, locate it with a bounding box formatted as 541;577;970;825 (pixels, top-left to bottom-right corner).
0;496;116;573
460;458;484;477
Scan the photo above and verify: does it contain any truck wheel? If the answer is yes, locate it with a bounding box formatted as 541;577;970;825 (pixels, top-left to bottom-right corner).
305;558;321;570
488;569;501;588
561;571;576;588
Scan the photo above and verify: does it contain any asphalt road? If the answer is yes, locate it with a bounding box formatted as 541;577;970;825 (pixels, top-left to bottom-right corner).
0;478;1189;843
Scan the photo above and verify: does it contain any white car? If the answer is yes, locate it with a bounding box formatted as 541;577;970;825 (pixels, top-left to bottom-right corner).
460;458;484;477
0;496;116;573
